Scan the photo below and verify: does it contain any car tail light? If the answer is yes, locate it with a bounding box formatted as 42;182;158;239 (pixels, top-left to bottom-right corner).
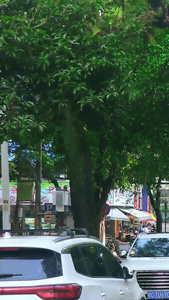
0;247;19;251
0;284;82;299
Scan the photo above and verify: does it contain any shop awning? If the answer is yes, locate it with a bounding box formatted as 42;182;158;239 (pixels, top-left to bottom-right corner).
120;208;154;221
106;208;130;221
140;211;156;222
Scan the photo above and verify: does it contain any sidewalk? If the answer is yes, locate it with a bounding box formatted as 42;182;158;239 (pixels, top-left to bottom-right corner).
162;222;169;232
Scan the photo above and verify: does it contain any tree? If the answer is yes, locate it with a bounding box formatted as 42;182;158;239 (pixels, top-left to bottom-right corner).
115;0;169;232
0;0;165;236
120;31;169;231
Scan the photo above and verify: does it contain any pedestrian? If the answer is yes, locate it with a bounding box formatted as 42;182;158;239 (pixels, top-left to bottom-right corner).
147;223;152;233
151;224;156;233
142;225;149;233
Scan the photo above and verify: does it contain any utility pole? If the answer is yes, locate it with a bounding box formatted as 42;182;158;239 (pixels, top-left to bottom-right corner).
165;199;167;232
1;141;11;230
34;143;42;229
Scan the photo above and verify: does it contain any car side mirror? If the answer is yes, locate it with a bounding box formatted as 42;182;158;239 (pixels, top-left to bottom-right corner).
129;250;135;257
122;266;133;280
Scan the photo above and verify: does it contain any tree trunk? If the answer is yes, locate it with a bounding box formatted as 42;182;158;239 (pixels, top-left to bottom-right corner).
98;165;116;223
61;106;99;236
155;205;162;233
35;143;42;229
148;179;162;233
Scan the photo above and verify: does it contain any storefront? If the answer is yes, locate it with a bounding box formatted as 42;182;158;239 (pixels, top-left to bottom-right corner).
0;180;73;229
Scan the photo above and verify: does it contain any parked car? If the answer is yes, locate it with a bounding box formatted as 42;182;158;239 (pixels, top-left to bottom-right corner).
0;228;145;300
121;232;169;300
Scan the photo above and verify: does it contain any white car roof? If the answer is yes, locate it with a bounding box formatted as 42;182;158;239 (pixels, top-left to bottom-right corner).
0;232;101;252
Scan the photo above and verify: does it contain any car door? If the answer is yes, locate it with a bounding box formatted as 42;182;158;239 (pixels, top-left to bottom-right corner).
76;243;136;300
94;244;141;300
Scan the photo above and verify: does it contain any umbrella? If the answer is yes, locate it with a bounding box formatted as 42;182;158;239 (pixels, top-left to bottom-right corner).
105;208;130;221
140;211;156;222
120;208;155;221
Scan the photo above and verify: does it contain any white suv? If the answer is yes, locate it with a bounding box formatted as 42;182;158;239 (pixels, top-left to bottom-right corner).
121;232;169;300
0;228;145;300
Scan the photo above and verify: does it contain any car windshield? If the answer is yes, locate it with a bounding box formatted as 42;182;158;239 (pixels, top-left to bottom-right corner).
130;238;169;257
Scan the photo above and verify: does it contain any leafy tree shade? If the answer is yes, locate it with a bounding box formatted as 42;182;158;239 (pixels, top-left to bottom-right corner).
0;0;169;235
120;15;169;232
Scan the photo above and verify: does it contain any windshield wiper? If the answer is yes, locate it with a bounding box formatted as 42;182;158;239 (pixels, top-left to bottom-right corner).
0;273;22;278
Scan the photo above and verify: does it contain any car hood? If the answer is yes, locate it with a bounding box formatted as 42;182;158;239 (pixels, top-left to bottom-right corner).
122;257;169;272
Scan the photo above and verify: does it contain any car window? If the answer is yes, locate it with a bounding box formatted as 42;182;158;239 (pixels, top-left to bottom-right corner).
130;237;169;257
69;246;88;275
96;245;123;278
0;247;62;281
70;244;123;278
80;245;107;277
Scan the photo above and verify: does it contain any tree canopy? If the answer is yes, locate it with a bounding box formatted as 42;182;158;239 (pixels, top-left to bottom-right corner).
1;0;169;235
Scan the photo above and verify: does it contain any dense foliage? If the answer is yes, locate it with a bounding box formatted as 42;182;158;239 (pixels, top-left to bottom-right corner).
0;0;169;234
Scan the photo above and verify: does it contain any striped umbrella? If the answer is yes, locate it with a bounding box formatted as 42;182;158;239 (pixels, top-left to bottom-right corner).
140;211;156;222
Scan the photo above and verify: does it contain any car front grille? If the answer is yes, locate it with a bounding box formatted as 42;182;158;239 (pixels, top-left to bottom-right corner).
137;271;169;290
